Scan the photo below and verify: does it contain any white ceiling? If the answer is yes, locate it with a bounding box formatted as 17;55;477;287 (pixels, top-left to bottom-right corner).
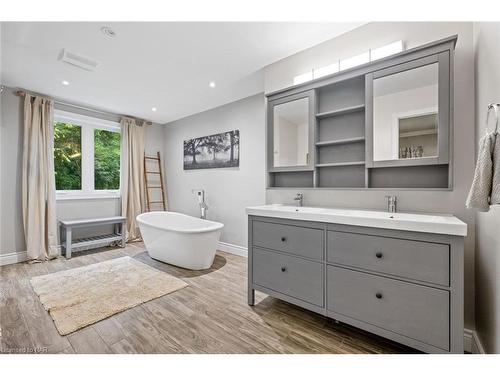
1;22;363;123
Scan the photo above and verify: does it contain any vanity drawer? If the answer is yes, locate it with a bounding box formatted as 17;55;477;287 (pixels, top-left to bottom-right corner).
253;248;324;307
252;220;324;260
327;266;449;351
327;231;449;286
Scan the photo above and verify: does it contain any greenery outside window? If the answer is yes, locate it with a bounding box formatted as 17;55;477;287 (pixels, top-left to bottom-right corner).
54;110;121;199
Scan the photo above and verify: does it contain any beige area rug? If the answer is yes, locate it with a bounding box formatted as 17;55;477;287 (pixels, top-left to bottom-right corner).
30;256;188;335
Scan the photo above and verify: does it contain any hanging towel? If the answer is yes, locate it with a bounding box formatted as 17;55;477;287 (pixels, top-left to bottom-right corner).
466;133;495;211
492;134;500;204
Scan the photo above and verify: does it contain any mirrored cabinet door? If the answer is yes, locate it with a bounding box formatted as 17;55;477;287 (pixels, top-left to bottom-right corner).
273;97;310;167
367;52;450;168
268;91;315;171
373;63;438;161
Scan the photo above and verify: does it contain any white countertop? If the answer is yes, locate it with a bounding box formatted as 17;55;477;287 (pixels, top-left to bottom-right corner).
246;204;467;237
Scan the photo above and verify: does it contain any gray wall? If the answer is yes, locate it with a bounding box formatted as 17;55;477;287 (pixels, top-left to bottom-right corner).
473;22;500;354
264;22;477;329
0;86;165;255
163;94;266;248
0;87;25;255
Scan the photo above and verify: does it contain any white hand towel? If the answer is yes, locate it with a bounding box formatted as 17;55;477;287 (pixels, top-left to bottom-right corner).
466;133;495;211
491;134;500;204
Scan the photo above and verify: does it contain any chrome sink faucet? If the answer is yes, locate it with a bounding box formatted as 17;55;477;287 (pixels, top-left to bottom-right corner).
294;193;304;207
385;195;397;213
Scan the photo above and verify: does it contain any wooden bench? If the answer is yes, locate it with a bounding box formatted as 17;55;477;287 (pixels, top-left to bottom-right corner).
59;216;127;259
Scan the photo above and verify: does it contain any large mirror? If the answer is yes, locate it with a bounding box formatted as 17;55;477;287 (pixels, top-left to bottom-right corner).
273;97;309;167
373;63;439;162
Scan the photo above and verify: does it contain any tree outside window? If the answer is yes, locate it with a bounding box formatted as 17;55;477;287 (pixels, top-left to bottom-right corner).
53;114;121;195
94;129;121;190
54;122;82;190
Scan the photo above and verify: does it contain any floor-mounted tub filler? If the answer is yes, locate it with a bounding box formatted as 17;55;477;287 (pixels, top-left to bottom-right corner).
137;211;224;270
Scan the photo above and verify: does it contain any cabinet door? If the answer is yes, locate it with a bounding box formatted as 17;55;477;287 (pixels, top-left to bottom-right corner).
366;52;450;168
268;90;316;172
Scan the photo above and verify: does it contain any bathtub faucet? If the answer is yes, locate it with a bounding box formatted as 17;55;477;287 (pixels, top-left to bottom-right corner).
200;201;208;220
192;189;208;219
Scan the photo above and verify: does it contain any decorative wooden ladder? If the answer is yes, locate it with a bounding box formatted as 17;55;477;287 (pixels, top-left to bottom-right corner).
143;151;167;211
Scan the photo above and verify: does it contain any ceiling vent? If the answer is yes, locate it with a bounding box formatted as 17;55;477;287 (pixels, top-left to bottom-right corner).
59;49;99;71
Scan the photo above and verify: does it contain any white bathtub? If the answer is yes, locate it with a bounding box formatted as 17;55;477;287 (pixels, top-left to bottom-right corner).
137;211;224;270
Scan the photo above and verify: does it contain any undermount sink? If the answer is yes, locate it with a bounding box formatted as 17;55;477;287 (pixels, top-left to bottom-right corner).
245;204;467;236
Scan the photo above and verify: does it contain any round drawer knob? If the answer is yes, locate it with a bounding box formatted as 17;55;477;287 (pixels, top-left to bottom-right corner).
375;292;383;299
281;266;287;272
376;252;383;259
281;237;286;242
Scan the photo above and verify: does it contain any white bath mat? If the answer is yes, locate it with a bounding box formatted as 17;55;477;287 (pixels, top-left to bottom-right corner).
30;256;188;335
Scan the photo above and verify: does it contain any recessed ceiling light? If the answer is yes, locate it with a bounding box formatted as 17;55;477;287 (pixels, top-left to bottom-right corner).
152;107;157;112
61;80;70;86
209;81;216;88
101;26;117;38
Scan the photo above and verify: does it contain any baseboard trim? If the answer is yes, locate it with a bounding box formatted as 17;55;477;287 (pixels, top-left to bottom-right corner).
0;251;27;266
218;241;248;257
464;328;486;354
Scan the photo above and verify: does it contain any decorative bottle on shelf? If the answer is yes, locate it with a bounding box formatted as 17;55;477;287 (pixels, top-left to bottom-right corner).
417;146;423;157
400;147;407;159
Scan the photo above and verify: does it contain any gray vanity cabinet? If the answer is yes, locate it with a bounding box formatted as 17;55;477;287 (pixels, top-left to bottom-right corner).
248;215;464;354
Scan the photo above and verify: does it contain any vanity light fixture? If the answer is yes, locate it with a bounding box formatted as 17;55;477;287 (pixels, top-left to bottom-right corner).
152;107;157;112
61;80;70;86
370;41;404;61
313;62;340;79
293;71;313;85
339;51;370;71
209;81;216;88
292;40;405;86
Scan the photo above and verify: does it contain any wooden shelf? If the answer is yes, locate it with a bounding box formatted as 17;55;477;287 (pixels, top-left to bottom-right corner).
316;161;365;168
316;137;365;147
316;104;365;119
70;234;123;251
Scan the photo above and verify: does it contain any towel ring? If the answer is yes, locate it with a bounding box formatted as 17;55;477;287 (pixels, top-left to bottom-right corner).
486;103;499;135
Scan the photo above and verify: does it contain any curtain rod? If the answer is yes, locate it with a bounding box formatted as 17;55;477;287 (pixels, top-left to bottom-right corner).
13;88;154;126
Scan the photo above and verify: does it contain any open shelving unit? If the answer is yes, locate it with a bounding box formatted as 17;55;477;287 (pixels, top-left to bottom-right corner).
314;76;367;188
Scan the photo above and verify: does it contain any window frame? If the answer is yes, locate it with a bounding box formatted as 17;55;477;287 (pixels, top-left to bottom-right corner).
54;110;122;200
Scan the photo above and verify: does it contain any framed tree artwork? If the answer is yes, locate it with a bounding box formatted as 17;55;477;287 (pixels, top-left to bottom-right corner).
183;130;240;170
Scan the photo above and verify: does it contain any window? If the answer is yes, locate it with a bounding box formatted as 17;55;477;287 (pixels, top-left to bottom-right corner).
54;110;121;199
94;129;121;190
54;122;82;190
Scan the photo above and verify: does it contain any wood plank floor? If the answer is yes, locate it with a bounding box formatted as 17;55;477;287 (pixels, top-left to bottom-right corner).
0;243;417;354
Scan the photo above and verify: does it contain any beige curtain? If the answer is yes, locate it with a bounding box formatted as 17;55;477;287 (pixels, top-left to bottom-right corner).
22;94;59;261
121;117;146;241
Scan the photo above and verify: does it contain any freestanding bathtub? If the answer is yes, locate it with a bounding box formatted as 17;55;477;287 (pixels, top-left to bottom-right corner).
137;211;224;270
